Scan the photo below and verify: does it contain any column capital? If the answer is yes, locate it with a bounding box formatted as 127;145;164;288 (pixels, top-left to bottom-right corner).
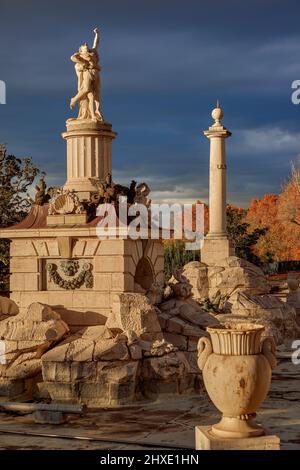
203;101;231;139
203;127;231;139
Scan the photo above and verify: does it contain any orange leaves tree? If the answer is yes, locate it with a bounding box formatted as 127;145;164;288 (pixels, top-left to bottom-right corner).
245;160;300;262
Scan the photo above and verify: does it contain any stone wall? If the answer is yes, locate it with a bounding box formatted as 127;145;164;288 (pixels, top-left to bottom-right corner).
9;236;164;331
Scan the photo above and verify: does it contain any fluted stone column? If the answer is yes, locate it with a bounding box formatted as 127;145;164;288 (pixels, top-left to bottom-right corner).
201;102;234;265
62;120;117;199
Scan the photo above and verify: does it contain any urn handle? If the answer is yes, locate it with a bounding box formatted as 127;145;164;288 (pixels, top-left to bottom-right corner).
197;337;213;371
262;337;277;369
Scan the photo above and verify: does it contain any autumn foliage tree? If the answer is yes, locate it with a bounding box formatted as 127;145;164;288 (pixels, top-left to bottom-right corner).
245;159;300;262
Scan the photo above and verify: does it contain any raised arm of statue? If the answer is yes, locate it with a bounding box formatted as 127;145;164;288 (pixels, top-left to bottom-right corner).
92;27;100;50
71;53;83;63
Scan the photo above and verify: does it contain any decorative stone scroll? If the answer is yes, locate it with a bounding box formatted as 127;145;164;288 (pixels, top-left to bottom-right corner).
47;261;93;290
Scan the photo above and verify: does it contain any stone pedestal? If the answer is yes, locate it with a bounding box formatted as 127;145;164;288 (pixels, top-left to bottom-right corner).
62;120;117;199
1;206;165;332
195;426;280;450
201;103;234;265
201;236;234;265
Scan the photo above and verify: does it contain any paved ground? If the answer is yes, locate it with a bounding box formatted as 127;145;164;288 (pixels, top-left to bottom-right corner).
0;341;299;450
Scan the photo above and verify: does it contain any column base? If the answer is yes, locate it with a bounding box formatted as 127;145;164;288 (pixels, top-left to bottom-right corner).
201;235;234;265
64;178;99;201
195;426;280;450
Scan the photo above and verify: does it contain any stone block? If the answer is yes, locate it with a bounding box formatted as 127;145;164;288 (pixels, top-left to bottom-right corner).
9;293;21;308
73;240;87;256
57;236;73;258
64;214;87;225
46;240;60;256
129;344;142;360
195;426;280;450
154;256;165;272
155;271;165;284
10;241;36;257
162;333;187;350
67;338;95;362
124;256;137;276
94;256;125;273
97;240;125;255
188;337;199;351
70;362;97;381
45;382;80;401
33;240;49;256
79;382;109;402
84;239;100;256
11;273;39;291
182;261;209;301
108;380;136;405
201;238;234;266
25;274;39;291
47;291;73;308
107;293;161;337
42;361;72;382
111;273;134;292
0;379;24;397
10;257;39;273
20;291;50;307
166;317;184;334
124;241;140;266
46;215;65;226
72;292;110;309
157;313;169;329
93;273;111;291
42;343;70;362
93;338;129;361
136;240;143;260
55;308;108;328
33;410;66;424
10;273;25;291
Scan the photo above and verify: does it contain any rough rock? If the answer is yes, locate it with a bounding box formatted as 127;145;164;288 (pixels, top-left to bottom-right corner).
44;360;139;407
42;326;129;363
0;296;19;321
208;256;271;305
143;339;178;357
0;303;69;396
158;298;216;337
182;261;209;300
141;351;194;398
228;291;300;344
106;293;162;338
42;325;137;406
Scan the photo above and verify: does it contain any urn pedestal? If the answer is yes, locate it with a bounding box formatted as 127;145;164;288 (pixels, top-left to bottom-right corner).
195;322;280;450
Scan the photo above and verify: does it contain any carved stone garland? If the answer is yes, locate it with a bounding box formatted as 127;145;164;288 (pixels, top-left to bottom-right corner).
47;262;93;289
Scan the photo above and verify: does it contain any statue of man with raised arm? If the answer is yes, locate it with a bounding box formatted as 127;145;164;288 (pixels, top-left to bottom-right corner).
69;28;103;122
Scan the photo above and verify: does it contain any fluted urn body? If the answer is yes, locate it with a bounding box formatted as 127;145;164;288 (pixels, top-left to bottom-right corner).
198;322;277;438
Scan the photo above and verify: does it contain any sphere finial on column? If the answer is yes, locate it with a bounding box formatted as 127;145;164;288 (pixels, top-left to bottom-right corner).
211;100;224;125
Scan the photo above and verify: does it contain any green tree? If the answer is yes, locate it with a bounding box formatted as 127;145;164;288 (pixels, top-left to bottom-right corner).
226;204;267;265
0;144;40;292
164;240;199;280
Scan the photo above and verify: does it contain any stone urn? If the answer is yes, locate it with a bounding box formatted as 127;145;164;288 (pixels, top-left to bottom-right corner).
198;322;276;438
287;272;299;292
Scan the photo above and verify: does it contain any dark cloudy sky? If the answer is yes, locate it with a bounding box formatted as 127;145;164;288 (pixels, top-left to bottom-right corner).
1;0;300;206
